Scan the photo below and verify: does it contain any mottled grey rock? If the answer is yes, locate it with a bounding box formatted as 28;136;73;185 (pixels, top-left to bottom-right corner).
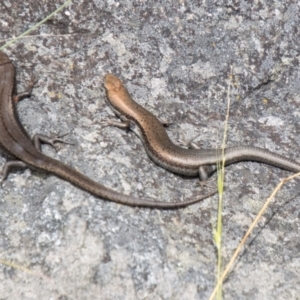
0;1;300;299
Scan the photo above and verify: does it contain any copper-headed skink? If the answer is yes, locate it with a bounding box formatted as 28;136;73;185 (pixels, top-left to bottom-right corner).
0;52;216;208
104;74;300;180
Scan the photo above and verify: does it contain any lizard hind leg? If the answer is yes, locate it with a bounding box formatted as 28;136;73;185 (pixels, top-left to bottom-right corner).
199;165;217;190
32;132;73;152
0;161;28;182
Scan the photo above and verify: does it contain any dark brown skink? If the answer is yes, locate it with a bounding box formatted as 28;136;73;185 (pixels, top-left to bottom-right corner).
0;52;216;208
104;74;300;180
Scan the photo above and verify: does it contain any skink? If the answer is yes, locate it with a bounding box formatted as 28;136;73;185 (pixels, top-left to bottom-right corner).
104;74;300;180
0;51;216;208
